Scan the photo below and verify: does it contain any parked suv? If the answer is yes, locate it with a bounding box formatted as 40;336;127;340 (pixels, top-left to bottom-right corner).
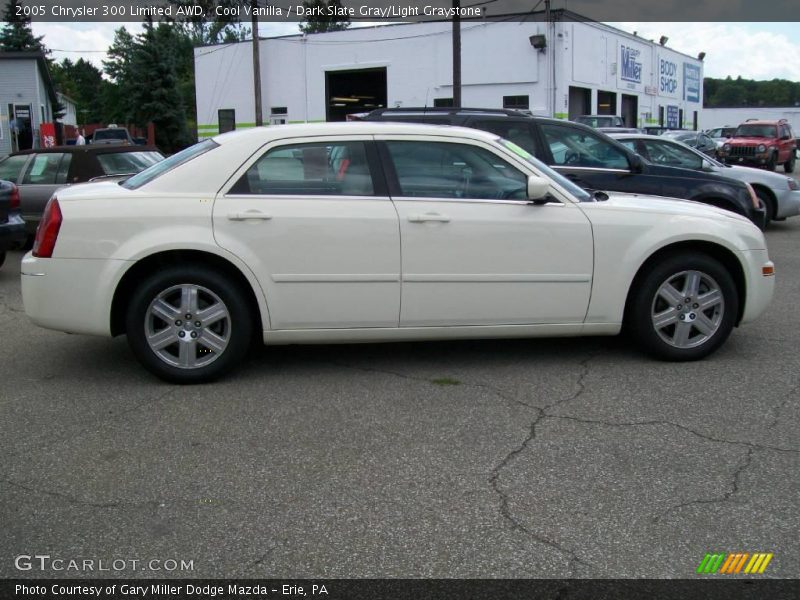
91;126;135;146
717;119;796;172
364;108;765;228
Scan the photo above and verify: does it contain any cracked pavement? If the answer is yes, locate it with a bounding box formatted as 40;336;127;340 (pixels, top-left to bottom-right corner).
1;219;798;579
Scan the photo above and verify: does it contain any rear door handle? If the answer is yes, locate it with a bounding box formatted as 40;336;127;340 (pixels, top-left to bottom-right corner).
227;211;272;221
407;213;450;223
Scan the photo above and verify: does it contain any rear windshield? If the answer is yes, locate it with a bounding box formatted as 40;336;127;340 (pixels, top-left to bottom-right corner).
97;151;164;175
122;140;218;189
94;129;129;141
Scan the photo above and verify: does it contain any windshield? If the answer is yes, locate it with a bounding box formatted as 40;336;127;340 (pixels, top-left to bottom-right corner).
122;140;218;189
734;124;777;138
499;139;592;202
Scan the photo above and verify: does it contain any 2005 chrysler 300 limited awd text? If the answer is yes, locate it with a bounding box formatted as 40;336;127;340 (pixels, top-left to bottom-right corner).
21;123;775;383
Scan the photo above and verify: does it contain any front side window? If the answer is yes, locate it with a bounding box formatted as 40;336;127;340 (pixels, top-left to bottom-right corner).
22;153;71;184
540;124;630;169
231;141;374;196
642;140;703;170
0;154;29;182
384;141;527;200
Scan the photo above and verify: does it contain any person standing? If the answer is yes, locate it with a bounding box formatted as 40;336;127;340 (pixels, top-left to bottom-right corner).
75;129;86;145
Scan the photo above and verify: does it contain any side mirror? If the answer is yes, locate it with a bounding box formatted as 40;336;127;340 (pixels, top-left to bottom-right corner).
527;175;551;201
701;158;716;171
629;153;644;173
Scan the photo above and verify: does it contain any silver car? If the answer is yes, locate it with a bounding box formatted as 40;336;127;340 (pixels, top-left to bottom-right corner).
610;133;800;225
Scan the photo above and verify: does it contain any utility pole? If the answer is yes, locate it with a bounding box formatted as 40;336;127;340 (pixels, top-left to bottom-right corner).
452;0;461;107
251;0;263;127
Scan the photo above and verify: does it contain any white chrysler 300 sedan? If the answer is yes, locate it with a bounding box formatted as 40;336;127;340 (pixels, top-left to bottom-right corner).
21;123;775;383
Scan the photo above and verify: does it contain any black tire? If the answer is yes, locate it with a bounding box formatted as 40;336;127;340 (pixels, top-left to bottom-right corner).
754;188;775;227
126;265;253;383
628;253;738;361
785;153;796;174
766;152;777;171
0;251;5;269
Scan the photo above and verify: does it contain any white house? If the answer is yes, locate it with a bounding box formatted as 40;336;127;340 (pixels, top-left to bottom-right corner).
0;51;58;157
194;10;704;139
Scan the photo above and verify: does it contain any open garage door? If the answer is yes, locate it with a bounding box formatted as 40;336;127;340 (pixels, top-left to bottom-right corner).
325;68;387;122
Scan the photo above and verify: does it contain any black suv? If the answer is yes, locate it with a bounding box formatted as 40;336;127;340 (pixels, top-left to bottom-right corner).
364;108;765;229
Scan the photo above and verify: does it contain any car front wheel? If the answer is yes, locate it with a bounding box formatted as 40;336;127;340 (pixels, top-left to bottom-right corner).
0;251;5;269
785;153;796;173
629;254;738;361
126;266;253;383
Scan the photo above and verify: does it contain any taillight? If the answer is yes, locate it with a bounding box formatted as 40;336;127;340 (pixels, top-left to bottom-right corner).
9;184;19;210
32;197;62;258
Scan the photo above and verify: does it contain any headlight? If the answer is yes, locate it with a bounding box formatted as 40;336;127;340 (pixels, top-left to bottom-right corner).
723;143;731;152
757;144;766;152
745;183;760;209
788;178;800;191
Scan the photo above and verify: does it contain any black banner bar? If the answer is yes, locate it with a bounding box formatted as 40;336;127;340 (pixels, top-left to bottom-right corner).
2;0;800;23
3;579;800;600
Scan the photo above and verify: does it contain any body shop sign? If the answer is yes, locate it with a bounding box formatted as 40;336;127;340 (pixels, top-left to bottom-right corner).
659;56;679;99
684;63;701;103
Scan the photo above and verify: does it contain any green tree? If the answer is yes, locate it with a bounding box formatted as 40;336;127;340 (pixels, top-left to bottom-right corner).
0;0;46;52
50;58;107;124
298;0;350;34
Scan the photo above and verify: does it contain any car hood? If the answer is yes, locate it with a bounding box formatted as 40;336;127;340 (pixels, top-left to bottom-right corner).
597;191;751;223
726;137;775;145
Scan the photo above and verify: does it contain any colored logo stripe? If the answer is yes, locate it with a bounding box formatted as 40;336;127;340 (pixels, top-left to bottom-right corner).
696;552;773;574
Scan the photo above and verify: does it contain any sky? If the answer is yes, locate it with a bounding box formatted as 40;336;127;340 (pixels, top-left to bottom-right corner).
31;21;800;81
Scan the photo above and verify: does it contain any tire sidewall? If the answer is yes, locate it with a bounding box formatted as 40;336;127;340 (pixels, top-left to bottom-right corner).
126;266;252;383
630;254;739;361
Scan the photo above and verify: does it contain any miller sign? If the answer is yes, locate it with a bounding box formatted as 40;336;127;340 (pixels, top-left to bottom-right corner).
620;45;642;84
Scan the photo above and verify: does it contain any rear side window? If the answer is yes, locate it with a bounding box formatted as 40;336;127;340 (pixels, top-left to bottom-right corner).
471;120;540;156
0;154;29;182
97;151;163;175
94;129;128;141
230;141;374;196
22;153;72;184
540;124;630;170
122;139;218;190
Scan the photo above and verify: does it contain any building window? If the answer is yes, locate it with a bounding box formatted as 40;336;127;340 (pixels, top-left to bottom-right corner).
433;98;454;107
218;109;236;133
502;95;530;110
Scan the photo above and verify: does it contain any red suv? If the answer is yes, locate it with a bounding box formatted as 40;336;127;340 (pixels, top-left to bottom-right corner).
717;119;796;172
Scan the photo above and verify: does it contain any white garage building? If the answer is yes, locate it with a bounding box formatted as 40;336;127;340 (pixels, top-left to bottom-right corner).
194;10;704;139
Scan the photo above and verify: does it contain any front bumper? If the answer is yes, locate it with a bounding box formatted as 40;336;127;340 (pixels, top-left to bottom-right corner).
0;214;27;251
739;249;775;325
774;188;800;219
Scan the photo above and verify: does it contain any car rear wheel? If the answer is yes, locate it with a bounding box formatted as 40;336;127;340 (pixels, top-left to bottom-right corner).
126;266;253;383
628;253;738;361
0;251;5;269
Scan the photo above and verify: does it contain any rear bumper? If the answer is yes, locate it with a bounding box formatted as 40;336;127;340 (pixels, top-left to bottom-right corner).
21;253;128;336
0;214;27;251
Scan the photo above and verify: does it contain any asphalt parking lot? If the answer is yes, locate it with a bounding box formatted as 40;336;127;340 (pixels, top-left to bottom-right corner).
1;220;798;580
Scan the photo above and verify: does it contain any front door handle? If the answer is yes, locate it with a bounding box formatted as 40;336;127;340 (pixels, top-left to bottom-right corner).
407;213;450;223
227;211;273;221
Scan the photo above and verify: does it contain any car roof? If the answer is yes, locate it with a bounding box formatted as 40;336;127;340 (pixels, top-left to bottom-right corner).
211;121;509;145
11;145;162;156
738;120;782;126
607;133;665;141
